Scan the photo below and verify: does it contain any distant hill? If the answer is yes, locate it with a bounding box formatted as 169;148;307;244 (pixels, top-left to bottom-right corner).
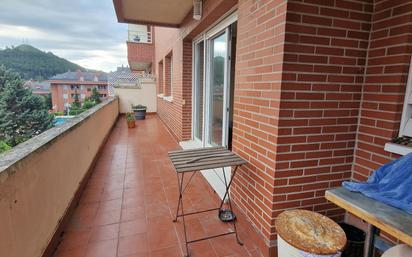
0;44;87;80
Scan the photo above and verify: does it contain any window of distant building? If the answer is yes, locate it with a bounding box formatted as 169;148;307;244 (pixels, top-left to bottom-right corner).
99;94;107;98
71;85;80;90
98;85;106;90
81;94;86;99
80;85;85;90
63;94;68;99
63;85;68;90
87;88;91;92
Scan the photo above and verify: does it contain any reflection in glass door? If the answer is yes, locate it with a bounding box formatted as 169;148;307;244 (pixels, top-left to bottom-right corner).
193;41;204;141
208;32;227;146
192;14;237;149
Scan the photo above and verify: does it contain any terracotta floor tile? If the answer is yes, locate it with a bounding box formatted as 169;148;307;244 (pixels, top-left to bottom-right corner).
120;253;149;257
122;196;145;209
176;218;207;242
118;233;149;257
150;246;183;257
145;203;172;218
199;214;232;236
55;116;250;257
99;199;123;212
85;239;118;257
210;235;245;257
58;230;90;251
119;218;148;237
73;203;99;218
89;223;119;243
147;227;179;251
186;240;217;257
123;188;145;199
101;188;123;201
147;215;175;231
121;207;145;222
66;215;95;232
94;209;121;226
53;247;87;257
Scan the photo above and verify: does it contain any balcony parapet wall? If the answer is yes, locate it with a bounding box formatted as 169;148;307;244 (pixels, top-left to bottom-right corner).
0;97;119;257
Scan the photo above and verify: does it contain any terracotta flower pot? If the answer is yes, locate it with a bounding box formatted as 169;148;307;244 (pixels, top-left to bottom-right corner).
127;120;136;128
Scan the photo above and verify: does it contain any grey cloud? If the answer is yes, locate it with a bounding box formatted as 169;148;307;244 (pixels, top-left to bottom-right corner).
0;0;128;71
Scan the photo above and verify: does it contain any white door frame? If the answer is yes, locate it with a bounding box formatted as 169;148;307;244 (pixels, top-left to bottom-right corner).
190;11;238;199
191;11;237;146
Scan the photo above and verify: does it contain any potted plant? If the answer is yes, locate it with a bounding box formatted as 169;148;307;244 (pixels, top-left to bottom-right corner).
132;104;147;120
126;112;136;128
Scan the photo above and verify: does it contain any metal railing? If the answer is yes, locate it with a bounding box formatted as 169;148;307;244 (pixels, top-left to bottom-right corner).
128;30;152;43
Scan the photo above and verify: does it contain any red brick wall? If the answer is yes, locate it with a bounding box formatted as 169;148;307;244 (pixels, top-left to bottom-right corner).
276;0;373;219
151;0;412;256
127;42;154;71
156;40;186;140
158;61;163;94
353;0;412;181
50;83;108;112
230;0;287;255
154;0;237;141
164;54;172;96
233;0;412;255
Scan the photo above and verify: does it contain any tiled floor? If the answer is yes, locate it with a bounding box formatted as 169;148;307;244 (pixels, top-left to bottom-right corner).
53;115;253;257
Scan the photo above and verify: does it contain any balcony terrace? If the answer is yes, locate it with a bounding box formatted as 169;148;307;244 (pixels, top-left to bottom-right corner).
0;98;256;257
53;115;255;257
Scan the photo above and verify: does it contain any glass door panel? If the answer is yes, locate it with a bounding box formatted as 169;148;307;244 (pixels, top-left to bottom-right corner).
208;32;227;146
194;41;204;141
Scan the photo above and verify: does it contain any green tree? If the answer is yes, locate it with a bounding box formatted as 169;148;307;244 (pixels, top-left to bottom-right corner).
0;65;20;91
71;91;81;109
0;66;54;146
43;93;53;110
0;140;11;153
82;99;95;109
90;87;101;104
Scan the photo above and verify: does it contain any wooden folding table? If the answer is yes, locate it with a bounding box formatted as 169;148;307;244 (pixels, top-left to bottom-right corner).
168;146;247;257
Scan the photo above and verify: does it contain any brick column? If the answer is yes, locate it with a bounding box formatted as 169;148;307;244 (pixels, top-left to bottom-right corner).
231;0;287;256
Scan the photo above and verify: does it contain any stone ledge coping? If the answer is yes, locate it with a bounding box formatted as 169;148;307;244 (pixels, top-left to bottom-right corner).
0;97;117;176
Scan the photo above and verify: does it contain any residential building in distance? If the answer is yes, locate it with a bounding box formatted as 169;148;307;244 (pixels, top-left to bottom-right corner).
24;80;51;96
48;71;108;112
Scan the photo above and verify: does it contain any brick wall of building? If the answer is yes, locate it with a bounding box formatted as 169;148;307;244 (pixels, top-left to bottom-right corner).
232;0;412;255
164;54;172;96
127;41;154;67
230;0;286;255
50;82;108;112
150;0;412;256
277;0;373;219
353;0;412;180
154;0;238;141
158;61;163;94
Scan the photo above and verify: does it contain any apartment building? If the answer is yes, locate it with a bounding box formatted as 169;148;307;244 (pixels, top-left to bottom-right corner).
113;0;412;255
48;71;108;112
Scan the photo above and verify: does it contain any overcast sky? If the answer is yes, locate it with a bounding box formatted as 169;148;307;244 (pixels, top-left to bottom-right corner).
0;0;128;72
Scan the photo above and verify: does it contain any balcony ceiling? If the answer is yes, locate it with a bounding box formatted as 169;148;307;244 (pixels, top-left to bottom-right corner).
113;0;193;27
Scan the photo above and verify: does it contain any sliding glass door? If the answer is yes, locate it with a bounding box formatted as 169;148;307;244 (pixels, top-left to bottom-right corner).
209;32;227;146
193;41;204;142
192;14;237;149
